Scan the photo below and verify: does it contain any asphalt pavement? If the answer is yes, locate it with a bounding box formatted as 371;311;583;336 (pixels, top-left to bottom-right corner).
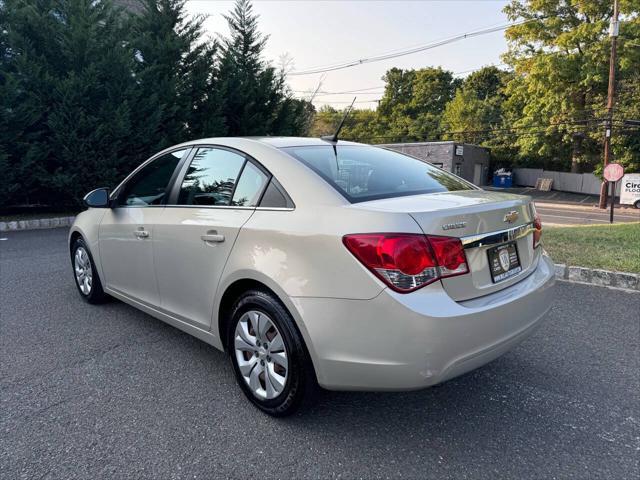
1;229;639;480
535;203;640;226
486;186;640;226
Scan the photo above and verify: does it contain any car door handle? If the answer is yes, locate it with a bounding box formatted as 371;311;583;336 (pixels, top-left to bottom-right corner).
201;232;225;243
134;229;149;239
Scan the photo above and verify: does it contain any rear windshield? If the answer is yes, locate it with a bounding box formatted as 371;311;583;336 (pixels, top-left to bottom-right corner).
282;145;475;203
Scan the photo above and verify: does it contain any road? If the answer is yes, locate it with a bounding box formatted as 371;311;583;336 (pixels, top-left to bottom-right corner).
535;203;640;226
485;186;640;225
1;229;639;480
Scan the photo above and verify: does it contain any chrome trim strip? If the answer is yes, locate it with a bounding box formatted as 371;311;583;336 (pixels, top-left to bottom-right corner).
111;205;294;211
461;222;534;249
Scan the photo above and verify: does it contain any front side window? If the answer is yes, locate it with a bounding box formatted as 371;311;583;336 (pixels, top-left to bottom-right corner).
282;145;475;203
120;149;186;206
178;148;245;206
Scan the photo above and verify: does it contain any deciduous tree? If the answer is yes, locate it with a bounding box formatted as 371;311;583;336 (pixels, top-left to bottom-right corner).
502;0;640;173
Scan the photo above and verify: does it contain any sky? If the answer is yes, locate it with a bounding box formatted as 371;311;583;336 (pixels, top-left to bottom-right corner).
184;0;512;109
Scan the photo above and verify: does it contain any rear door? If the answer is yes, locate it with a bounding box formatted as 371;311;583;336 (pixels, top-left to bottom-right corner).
153;146;269;329
99;148;188;305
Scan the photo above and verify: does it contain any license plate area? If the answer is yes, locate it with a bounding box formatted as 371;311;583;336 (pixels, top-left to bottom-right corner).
487;242;522;283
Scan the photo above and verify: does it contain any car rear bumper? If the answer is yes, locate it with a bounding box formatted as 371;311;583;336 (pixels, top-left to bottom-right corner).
290;252;556;391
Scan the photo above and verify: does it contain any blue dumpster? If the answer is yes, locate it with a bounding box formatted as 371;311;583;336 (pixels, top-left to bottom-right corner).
493;172;513;188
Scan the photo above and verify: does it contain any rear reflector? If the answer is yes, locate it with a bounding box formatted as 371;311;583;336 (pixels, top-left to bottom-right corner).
343;233;469;293
533;212;542;248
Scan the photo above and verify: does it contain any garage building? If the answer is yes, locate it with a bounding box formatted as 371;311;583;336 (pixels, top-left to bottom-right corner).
379;141;490;186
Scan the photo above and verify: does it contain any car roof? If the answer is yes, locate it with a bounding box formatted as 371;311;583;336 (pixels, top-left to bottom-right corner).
183;136;365;149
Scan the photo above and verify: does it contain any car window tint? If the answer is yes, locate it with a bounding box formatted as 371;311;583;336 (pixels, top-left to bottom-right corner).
231;162;268;207
259;179;293;208
122;149;185;206
178;148;245;206
282;145;474;203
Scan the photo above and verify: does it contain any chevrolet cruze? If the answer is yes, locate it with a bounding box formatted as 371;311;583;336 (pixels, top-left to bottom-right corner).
70;137;555;416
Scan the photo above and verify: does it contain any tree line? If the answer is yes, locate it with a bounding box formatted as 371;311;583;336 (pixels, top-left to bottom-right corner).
0;0;312;207
311;0;639;175
1;0;638;209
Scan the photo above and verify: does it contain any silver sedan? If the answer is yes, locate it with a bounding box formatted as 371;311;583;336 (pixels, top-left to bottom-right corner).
69;137;555;416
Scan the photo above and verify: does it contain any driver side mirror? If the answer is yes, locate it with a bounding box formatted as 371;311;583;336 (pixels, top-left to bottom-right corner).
83;188;111;208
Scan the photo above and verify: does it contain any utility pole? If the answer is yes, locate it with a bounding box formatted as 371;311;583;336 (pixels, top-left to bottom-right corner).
599;0;619;209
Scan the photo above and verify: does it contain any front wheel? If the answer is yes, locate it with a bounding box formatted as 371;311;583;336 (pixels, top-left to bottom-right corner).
227;289;318;416
71;237;108;304
634;200;640;209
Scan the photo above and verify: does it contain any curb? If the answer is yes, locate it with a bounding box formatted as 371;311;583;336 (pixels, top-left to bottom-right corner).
554;263;640;291
0;216;76;232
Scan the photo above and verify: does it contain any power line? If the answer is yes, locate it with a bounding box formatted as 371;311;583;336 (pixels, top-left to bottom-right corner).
292;63;510;102
312;99;382;105
288;21;530;76
296;90;385;98
294;85;385;95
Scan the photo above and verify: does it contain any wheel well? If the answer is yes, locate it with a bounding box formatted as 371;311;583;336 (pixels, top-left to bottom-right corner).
69;231;82;255
217;279;284;352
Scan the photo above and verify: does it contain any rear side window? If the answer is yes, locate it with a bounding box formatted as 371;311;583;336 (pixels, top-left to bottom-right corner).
282;145;474;203
178;148;245;206
231;162;268;207
259;178;294;208
120;149;186;206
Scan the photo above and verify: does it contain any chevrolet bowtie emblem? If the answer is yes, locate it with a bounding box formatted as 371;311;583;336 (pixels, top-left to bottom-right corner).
503;210;519;223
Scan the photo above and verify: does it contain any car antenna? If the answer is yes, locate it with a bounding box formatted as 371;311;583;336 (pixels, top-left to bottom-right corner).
321;97;356;143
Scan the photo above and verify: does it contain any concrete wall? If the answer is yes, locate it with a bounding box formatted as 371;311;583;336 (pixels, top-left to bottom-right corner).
513;168;621;195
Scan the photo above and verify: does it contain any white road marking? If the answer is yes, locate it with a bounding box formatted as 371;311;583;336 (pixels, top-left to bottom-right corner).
537;207;640;219
539;214;611;223
0;238;7;241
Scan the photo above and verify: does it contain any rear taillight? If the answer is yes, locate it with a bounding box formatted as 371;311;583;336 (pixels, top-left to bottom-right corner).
342;233;469;293
533;213;542;249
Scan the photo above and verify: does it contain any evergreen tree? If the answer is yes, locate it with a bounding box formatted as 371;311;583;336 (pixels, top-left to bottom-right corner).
129;0;225;145
217;0;285;136
1;0;144;206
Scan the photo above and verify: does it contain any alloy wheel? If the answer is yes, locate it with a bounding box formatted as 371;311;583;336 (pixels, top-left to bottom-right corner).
234;310;289;400
74;246;93;295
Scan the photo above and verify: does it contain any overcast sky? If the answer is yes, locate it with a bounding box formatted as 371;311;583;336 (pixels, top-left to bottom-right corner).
184;0;511;109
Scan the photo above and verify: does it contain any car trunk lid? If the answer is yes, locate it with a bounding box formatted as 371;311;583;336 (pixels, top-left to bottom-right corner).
354;190;540;301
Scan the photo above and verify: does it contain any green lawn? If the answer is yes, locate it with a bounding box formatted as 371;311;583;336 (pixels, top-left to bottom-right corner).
544;222;640;273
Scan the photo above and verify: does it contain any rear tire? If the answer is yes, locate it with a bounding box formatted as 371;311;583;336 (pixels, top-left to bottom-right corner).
227;289;318;417
71;237;108;304
634;200;640;209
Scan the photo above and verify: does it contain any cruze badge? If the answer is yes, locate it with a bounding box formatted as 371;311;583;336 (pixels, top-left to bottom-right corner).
503;210;519;223
442;221;467;231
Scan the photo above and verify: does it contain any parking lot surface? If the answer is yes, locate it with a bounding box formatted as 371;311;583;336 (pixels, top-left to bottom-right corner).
1;229;639;479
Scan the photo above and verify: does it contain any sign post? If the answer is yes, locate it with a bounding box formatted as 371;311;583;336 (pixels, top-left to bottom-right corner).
609;180;615;224
603;163;625;223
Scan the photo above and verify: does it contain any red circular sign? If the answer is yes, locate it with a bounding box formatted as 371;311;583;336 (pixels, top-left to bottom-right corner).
604;163;624;182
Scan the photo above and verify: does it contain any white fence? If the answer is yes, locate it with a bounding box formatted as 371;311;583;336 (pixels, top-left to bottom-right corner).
513;168;621;196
